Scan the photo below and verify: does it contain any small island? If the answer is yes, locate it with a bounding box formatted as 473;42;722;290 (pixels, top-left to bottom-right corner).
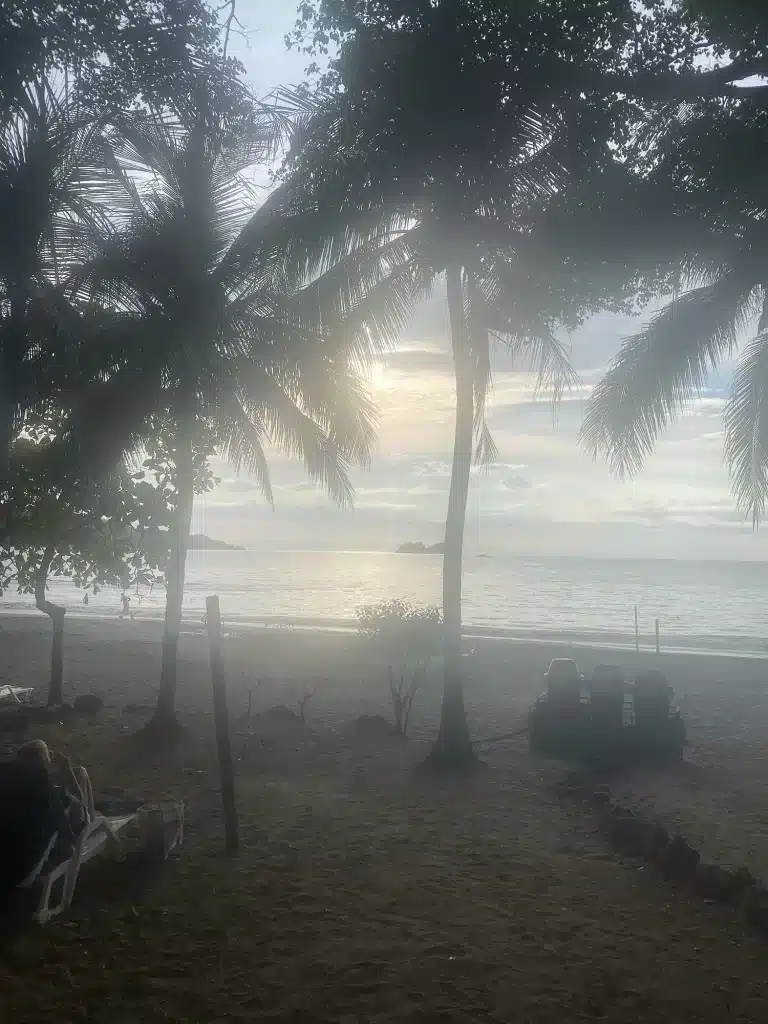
188;534;245;551
396;541;445;554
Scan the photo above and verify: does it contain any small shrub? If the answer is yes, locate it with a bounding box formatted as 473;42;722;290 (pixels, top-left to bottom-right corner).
295;679;321;724
355;598;442;735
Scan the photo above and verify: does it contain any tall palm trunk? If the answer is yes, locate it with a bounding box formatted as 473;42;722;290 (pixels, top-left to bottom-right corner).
35;544;66;706
426;263;476;769
1;283;28;492
154;414;195;730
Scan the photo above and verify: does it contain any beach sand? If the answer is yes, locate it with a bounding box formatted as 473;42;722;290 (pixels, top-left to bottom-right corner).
1;613;768;1021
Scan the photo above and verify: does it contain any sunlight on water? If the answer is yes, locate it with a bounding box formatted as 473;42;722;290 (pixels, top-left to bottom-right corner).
2;550;767;654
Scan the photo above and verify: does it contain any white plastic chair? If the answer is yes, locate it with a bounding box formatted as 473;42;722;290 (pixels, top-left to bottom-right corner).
32;813;135;923
18;832;59;888
0;685;33;705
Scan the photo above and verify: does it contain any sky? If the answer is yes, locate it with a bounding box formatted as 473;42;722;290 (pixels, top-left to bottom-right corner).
190;1;768;561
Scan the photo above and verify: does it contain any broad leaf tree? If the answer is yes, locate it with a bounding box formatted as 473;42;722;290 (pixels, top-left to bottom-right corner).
1;416;220;706
0;0;229;113
580;10;768;522
1;416;163;704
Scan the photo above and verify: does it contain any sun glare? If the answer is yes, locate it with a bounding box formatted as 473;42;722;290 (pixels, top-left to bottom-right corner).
366;358;390;395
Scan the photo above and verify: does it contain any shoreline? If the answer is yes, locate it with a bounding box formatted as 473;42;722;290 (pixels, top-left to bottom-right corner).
2;607;767;661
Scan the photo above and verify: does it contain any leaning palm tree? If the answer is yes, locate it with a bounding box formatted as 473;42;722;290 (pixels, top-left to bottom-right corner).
580;99;768;523
270;27;586;769
63;98;377;732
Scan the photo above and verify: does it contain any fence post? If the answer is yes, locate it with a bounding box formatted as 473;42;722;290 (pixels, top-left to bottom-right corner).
634;604;639;654
655;618;660;655
206;595;239;854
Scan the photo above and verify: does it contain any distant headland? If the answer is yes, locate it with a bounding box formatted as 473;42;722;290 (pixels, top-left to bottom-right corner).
188;534;245;551
396;541;445;554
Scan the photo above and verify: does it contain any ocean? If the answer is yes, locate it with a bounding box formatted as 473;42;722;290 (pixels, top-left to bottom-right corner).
2;550;768;657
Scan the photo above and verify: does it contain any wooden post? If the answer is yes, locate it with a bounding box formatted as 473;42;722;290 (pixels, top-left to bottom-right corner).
655;618;660;655
206;595;239;854
49;611;65;706
634;605;640;654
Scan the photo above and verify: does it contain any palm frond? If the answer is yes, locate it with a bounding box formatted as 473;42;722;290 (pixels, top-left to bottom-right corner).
724;324;768;528
499;319;580;413
581;274;762;477
212;389;274;506
473;419;499;469
232;349;377;476
466;269;497;469
291;232;431;368
239;369;355;510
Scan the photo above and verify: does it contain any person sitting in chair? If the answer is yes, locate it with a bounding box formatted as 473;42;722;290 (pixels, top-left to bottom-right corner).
16;739;96;828
0;755;72;893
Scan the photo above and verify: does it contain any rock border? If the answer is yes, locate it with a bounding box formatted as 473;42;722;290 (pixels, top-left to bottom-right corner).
556;770;768;939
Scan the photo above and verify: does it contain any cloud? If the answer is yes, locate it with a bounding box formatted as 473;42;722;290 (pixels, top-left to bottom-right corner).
221;479;259;493
198;244;752;556
503;474;532;491
286;481;318;492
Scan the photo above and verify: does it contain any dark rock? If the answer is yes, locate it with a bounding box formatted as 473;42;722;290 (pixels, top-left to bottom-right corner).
744;885;768;936
602;813;669;861
692;864;757;906
643;824;671;864
662;835;700;881
73;694;104;714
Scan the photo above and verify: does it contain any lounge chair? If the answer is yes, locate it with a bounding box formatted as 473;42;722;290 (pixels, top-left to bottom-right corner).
21;812;136;924
0;685;34;705
25;800;185;923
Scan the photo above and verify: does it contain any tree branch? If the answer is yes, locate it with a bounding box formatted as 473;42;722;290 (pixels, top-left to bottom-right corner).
220;0;249;60
584;59;768;102
35;544;65;619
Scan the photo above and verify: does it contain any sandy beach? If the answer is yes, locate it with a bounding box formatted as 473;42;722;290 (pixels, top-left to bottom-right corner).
2;612;768;1021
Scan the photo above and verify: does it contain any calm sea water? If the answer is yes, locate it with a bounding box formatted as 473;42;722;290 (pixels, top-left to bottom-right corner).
2;550;768;655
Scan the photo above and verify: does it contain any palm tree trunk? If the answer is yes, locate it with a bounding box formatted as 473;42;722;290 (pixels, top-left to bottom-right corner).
1;283;27;491
426;263;476;770
153;417;195;731
35;544;66;706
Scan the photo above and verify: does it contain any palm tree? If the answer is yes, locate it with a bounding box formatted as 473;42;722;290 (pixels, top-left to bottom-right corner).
64;100;377;732
0;80;118;476
272;45;583;770
579;99;768;523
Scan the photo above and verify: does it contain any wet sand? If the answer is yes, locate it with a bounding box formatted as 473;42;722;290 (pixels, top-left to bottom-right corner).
1;613;768;1021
